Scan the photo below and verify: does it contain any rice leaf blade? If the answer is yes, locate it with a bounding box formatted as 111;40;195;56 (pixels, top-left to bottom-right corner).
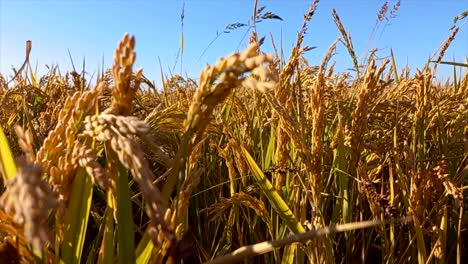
60;169;93;264
241;146;305;234
0;124;18;180
115;161;136;263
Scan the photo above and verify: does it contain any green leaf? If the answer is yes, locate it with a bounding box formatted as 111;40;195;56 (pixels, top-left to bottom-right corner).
98;194;116;264
115;161;136;263
242;146;305;234
28;62;39;88
390;49;400;85
264;129;276;170
60;169;93;264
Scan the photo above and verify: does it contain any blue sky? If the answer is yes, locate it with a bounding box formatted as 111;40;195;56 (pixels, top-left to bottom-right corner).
1;0;467;86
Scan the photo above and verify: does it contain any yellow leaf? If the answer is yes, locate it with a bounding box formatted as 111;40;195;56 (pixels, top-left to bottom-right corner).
0;124;17;180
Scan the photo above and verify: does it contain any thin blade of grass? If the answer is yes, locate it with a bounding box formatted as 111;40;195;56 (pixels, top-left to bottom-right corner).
430;60;468;67
412;215;428;264
456;206;463;264
390;49;400;85
452;59;459;92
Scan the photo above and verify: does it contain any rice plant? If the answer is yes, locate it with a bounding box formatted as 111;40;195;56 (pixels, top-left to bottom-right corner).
0;2;467;264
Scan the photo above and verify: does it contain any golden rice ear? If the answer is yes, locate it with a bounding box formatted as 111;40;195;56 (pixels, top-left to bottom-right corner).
0;162;59;252
185;42;275;138
13;126;35;163
105;33;142;116
34;87;101;197
1;3;467;263
83;114;175;243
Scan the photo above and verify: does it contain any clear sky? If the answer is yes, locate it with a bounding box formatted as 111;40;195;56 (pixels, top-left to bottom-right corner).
1;0;467;86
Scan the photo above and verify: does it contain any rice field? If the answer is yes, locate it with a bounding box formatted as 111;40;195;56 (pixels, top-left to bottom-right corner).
0;2;467;263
